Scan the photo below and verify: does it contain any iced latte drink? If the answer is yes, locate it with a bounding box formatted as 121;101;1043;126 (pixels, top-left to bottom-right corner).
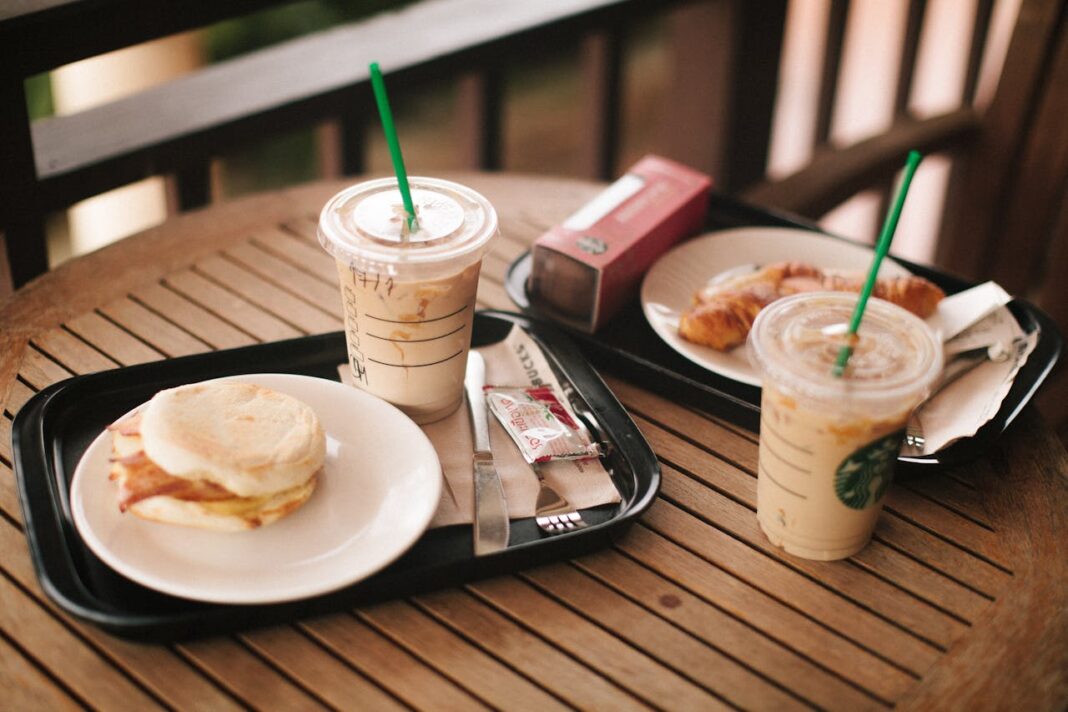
318;177;497;423
748;293;942;560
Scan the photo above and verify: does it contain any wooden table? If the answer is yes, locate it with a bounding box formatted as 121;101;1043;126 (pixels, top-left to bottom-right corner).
2;174;1066;711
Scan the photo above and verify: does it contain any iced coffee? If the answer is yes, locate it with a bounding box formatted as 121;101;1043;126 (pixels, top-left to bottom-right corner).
748;292;942;560
318;177;497;423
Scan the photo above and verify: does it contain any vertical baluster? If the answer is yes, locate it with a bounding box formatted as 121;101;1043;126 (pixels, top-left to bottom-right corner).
580;26;623;181
962;0;996;105
937;0;1063;279
340;88;370;176
723;0;788;192
456;70;502;171
659;0;733;183
815;0;851;147
0;77;49;288
172;162;212;211
875;0;927;222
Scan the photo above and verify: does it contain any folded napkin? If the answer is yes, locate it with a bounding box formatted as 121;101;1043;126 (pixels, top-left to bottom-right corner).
916;282;1038;454
340;325;620;528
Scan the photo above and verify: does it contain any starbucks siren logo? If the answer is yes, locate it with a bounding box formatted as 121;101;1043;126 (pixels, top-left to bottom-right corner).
576;235;607;255
834;430;904;509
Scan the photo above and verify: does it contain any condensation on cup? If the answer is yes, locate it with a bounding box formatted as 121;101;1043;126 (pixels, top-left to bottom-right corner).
318;177;498;424
747;292;942;560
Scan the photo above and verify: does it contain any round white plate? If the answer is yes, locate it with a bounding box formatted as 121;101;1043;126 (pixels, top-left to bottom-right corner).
641;227;913;386
70;373;442;604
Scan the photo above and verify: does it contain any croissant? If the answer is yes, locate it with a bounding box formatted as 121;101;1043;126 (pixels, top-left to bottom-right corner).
678;262;944;352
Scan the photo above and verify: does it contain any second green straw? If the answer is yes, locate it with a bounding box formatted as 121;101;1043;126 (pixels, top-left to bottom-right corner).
832;150;924;377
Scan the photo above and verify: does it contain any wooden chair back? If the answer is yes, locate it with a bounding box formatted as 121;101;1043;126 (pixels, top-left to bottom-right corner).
742;0;1068;434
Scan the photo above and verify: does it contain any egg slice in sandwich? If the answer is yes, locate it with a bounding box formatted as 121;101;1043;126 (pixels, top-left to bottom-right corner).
108;381;325;531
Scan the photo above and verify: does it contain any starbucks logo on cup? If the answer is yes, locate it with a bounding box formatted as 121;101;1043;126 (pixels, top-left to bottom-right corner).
834;430;903;509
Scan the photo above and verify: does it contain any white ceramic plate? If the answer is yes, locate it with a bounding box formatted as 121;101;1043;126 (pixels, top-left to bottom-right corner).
70;373;442;604
641;227;913;386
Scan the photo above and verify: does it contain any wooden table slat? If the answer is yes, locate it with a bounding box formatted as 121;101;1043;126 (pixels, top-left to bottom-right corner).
653;442;987;629
618;524;916;701
416;588;650;711
359;599;572;711
883;488;1011;571
132;282;258;351
30;326;119;374
575;549;884;711
524;562;811;710
1;461;24;525
0;634;82;711
1;416;13;464
648;476;960;656
899;476;993;530
301;614;492;711
223;242;343;318
17;346;74;391
872;515;1011;596
469;576;731;710
0;512;247;711
241;626;407;711
98;297;213;359
65;311;164;366
4;380;37;418
250;227;341;284
194;256;338;335
178;637;329;711
0;559;163;709
164;269;300;343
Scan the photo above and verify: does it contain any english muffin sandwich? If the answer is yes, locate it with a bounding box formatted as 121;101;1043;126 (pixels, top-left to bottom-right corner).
108;381;325;531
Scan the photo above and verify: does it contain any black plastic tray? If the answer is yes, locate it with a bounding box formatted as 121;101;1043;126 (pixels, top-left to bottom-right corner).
12;311;659;641
505;193;1062;468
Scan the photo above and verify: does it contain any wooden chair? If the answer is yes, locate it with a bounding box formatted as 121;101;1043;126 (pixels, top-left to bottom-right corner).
740;0;1068;436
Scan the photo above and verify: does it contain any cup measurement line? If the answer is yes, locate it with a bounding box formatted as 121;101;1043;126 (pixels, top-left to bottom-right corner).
367;350;464;368
366;324;466;343
759;419;813;455
759;463;808;499
759;435;812;475
365;305;468;324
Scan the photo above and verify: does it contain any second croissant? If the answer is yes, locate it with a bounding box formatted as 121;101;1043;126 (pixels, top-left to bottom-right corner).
678;261;945;351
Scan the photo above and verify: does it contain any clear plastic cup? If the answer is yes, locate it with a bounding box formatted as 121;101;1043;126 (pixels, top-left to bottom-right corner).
318;177;498;424
748;292;942;560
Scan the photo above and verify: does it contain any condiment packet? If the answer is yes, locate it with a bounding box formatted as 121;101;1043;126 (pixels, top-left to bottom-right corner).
484;385;601;463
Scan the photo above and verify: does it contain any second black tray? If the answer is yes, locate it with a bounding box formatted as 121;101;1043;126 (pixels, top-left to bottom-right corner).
505;193;1062;467
13;311;659;641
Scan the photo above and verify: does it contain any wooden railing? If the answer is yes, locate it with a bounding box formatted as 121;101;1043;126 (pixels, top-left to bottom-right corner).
1;0;794;290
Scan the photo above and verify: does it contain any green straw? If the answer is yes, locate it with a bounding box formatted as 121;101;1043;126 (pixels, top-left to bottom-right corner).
369;62;418;234
832;150;923;377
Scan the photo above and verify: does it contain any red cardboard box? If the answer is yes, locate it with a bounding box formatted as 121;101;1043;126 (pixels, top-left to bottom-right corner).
528;155;712;333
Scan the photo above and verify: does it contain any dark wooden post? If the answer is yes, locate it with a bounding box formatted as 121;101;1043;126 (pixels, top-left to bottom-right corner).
456;70;503;171
580;26;623;180
0;77;49;288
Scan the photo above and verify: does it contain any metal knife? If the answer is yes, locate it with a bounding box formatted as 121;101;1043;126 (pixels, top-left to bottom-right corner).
464;351;510;555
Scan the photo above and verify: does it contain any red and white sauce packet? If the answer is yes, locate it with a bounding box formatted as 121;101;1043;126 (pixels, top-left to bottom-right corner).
485;385;601;464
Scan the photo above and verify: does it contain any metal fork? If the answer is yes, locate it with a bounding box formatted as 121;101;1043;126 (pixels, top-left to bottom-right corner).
533;463;587;533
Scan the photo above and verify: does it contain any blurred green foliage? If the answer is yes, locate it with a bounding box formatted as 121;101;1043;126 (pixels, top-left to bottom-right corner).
205;0;408;195
203;0;407;62
25;73;55;120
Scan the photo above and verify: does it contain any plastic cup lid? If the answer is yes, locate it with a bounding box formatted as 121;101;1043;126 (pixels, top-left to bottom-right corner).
318;177;498;268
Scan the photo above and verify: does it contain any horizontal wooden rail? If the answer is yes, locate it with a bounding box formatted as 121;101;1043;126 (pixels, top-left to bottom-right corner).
740;109;980;218
26;0;666;213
